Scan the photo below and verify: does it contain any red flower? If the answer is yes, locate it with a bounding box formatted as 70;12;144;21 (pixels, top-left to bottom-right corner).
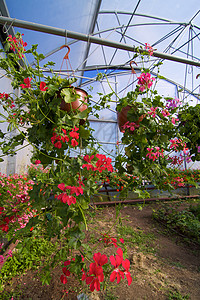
93;252;108;266
64;260;71;266
34;160;41;165
20;77;32;89
62;267;70;277
69;130;79;140
71;138;78;147
60;274;68;284
56;193;76;205
82;253;108;292
122;259;132;286
83;155;94;163
54;141;62;149
39;82;48;91
86;263;104;292
109;248;125;284
0;92;9;99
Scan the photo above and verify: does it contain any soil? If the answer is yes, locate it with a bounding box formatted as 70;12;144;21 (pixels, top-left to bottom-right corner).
2;201;200;300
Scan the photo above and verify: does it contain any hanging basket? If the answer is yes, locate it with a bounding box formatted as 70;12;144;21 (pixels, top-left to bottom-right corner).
117;105;145;132
117;105;132;132
59;87;88;113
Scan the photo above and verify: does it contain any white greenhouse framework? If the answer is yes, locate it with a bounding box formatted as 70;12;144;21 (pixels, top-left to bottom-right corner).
0;0;200;174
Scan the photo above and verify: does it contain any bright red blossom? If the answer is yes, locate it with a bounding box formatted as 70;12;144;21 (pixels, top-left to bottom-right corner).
83;253;108;292
39;82;48;91
20;77;32;89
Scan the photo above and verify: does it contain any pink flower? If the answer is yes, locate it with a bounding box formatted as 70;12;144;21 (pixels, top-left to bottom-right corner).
39;82;48;91
145;43;154;56
34;160;41;165
137;73;155;92
171;117;179;124
0;255;4;265
148;107;158;118
20;77;32;89
162;109;170;117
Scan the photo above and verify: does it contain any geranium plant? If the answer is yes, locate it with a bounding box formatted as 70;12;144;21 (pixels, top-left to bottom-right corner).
101;45;197;197
0;33;133;294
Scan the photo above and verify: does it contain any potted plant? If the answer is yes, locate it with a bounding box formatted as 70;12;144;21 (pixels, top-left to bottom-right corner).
0;33;135;293
113;46;194;196
0;33;92;165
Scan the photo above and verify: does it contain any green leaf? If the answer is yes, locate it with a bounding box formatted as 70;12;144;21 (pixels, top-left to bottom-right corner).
74;108;91;119
79;126;90;139
60;88;75;103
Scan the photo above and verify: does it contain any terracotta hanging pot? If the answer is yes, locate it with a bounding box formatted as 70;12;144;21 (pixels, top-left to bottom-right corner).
117;105;131;132
117;105;145;132
59;87;88;113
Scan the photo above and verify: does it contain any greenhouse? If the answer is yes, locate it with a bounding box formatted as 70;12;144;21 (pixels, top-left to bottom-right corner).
0;1;199;299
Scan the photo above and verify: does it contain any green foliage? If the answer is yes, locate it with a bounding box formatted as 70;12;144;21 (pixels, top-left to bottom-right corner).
178;103;200;161
167;289;190;300
153;202;200;244
116;224;155;253
0;237;58;284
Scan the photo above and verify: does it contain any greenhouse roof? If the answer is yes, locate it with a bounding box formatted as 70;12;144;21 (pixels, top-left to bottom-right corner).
0;0;200;94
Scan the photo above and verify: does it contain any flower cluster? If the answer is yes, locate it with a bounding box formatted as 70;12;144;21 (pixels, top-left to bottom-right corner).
0;173;35;233
166;97;181;109
82;154;113;173
81;249;132;292
0;93;15;109
169;138;188;153
121;121;139;133
146;146;164;161
0;249;12;267
100;234;124;248
148;106;158;118
7;33;27;58
51;127;79;149
20;77;48;91
55;182;84;205
144;43;154;56
167;155;184;166
60;259;74;284
137;73;155;92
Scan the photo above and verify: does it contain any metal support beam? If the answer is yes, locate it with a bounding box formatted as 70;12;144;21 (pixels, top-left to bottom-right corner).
0;16;200;67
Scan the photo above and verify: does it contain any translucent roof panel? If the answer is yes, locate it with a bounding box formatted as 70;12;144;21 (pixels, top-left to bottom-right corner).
3;0;200;92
